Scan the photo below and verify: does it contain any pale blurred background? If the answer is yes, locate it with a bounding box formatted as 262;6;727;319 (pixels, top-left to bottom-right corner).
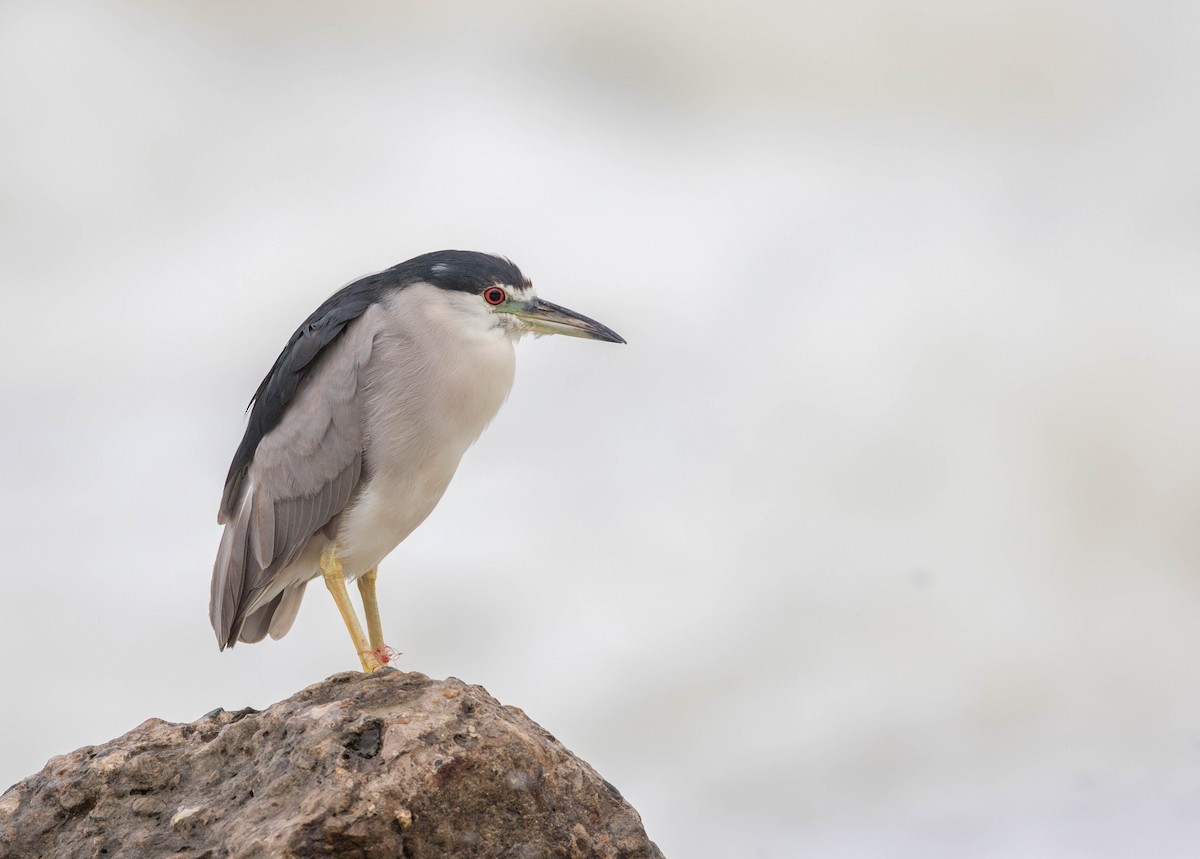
2;2;1199;856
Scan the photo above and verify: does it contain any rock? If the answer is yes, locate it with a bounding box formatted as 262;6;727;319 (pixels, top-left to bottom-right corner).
0;670;662;858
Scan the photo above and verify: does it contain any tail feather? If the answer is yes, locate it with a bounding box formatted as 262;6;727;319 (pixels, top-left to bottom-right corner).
238;581;309;644
210;489;262;649
237;590;281;644
269;581;308;640
211;488;315;648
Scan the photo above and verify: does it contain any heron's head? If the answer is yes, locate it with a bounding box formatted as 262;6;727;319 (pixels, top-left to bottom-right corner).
414;250;626;344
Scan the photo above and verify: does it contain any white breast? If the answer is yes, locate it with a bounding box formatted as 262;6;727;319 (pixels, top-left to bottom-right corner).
334;283;517;578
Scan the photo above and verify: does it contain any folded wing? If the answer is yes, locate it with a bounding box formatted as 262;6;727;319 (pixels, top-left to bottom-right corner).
210;290;385;648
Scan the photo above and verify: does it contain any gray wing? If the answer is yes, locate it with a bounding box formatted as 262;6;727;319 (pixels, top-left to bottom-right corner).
210;304;381;648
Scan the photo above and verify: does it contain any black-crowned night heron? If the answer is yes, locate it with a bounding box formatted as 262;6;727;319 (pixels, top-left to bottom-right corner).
210;250;624;672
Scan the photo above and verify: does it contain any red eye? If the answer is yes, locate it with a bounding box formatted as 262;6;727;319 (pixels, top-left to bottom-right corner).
483;287;506;305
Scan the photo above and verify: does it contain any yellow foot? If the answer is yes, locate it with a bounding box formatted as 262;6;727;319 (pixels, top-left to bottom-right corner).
358;649;383;672
358;646;400;672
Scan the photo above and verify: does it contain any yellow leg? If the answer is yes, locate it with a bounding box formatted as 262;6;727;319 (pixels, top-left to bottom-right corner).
320;546;382;673
357;567;386;652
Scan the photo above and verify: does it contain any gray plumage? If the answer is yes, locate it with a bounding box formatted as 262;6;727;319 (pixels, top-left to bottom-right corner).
209;249;624;659
212;298;377;647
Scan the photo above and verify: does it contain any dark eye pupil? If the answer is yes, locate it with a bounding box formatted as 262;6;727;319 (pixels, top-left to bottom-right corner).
485;288;505;304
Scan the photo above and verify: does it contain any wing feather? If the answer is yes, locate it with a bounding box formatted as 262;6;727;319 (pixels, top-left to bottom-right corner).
209;301;382;648
210;493;252;645
250;490;275;572
218;275;392;523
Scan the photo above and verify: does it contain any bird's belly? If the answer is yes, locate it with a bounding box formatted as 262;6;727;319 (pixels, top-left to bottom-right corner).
242;446;467;611
333;453;463;579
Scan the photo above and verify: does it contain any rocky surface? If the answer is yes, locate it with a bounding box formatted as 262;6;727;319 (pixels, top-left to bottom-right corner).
0;670;662;858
